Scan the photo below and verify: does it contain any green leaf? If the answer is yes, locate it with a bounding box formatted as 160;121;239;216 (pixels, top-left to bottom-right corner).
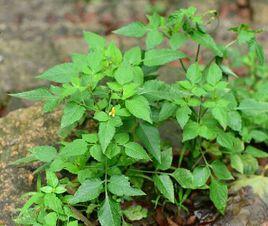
156;148;173;170
207;63;222;85
238;99;268;114
146;30;163;49
10;88;53;101
245;146;268;158
125;95;152;123
193;166;210;187
186;63;202;84
209;178;228;214
29;146;57;162
241;154;258;175
124;47;142;65
98;121;116;153
69;179;103;204
158;102;177;121
114;133;129;145
124;142;150;160
44;193;63;213
61;102;86;128
176;106;191;128
90;144;104;162
172;168;193;189
37;63;77;83
113;22;147;37
230;154;244;174
60;139;88;157
105;142;121;159
137;123;161;163
182;121;199;142
211;160;234;180
144;49;186;66
153;175;174;203
67;221;78;226
190;30;223;57
169;32;188;49
94;111;110;122
114;63;134;85
254;43;264;65
99;196;121;226
227;111;242;132
46;171;59;187
82;133;98;143
212;107;228;129
217;131;234;149
123;205;148;221
139;80;172;101
108;175;145;196
83;31;106;49
44;212;57;226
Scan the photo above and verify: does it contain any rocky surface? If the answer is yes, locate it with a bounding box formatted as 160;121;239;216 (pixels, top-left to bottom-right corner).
0;104;61;225
214;187;268;226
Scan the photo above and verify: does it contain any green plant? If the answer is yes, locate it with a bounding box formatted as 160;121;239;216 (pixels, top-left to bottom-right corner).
12;7;267;225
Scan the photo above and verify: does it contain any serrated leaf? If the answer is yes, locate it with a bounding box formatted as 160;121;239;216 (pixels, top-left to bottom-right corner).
46;171;59;187
45;212;57;226
108;175;145;196
169;32;188;49
10;88;54;101
83;31;106;49
125;95;152;123
69;179;103;204
123;205;148;221
146;30;163;49
193;166;210;187
137;123;161;163
211;160;234;180
230;154;244;174
29;146;57;162
113;22;147;37
144;49;186;66
209;178;228;214
212;107;228;129
186;63;202;84
124;46;142;65
61;102;86;128
176;106;191;128
114;63;134;85
245;146;268;158
98;121;116;153
44;193;63;213
172;168;193;189
156;148;173;170
158;102;177;121
37;63;77;83
227;111;242;132
190;30;223;57
217;131;234;149
182;121;199;142
153;175;174;203
60;139;88;157
237;99;268;114
124;142;150;160
99;196;121;226
207;63;222;85
94;111;110;122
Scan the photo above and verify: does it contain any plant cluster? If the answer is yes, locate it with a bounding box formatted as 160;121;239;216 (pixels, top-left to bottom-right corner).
12;7;268;226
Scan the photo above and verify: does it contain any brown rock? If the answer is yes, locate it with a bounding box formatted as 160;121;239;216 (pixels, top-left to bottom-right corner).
0;104;61;225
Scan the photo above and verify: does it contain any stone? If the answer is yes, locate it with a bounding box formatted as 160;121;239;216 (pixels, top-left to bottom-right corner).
0;104;61;225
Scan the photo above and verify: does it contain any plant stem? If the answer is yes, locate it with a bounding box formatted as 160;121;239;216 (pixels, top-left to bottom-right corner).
195;44;201;62
180;59;187;73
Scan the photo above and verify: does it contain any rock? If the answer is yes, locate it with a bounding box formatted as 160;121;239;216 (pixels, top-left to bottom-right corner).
0;104;61;225
213;187;268;226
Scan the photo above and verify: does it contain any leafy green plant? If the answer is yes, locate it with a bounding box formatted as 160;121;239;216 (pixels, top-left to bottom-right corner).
12;7;267;225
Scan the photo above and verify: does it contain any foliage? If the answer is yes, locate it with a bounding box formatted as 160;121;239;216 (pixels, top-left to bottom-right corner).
12;7;267;225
